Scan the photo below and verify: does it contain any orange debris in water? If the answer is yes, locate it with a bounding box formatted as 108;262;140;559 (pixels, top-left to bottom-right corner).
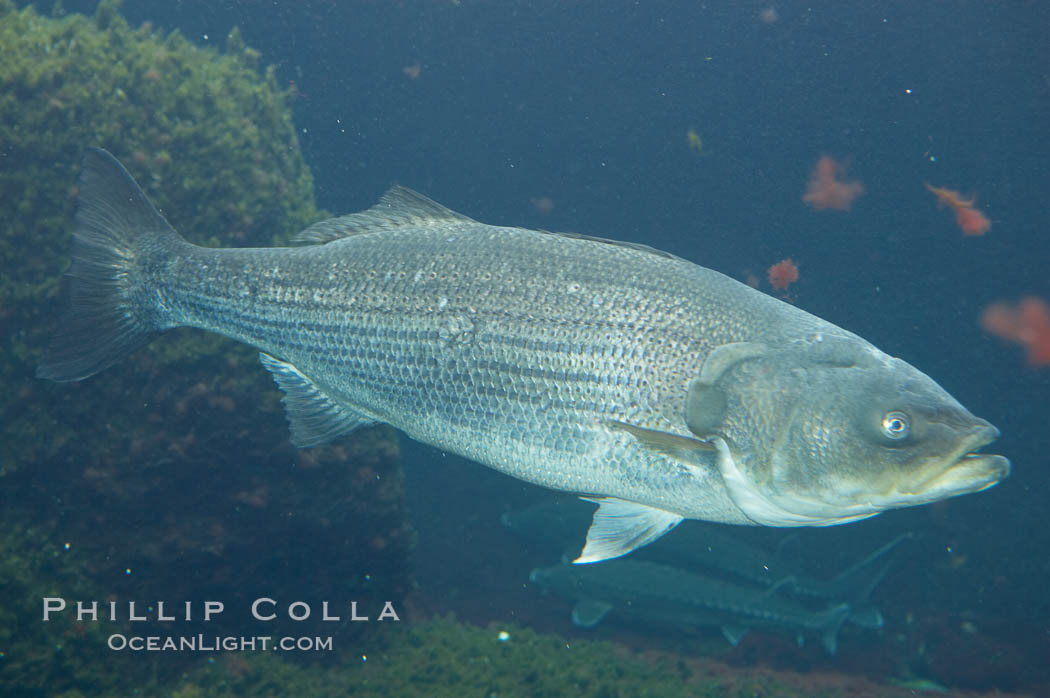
530;196;554;214
402;63;421;80
767;258;799;291
979;297;1050;366
925;183;991;236
802;155;864;211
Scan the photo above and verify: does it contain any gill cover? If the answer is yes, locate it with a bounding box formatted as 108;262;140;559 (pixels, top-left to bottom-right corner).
685;335;885;526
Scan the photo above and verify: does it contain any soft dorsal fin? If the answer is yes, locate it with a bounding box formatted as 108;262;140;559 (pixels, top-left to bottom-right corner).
294;185;477;243
549;230;687;262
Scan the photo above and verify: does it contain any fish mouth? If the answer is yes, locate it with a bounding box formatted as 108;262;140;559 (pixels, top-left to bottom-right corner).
904;425;1010;501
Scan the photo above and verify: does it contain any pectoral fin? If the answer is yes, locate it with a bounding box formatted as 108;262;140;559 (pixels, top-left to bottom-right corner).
607;420;715;460
571;599;614;628
259;353;378;447
574;497;683;564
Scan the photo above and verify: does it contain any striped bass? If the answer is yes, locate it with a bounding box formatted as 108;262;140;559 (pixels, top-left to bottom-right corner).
39;149;1009;563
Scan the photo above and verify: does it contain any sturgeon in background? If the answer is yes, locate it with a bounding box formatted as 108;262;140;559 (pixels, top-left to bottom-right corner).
40;149;1009;563
505;497;908;628
530;558;851;654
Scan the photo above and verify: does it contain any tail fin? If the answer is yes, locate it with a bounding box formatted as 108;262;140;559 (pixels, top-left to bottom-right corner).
37;148;182;382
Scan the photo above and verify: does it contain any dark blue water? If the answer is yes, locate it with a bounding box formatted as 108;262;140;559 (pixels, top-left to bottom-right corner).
17;0;1050;694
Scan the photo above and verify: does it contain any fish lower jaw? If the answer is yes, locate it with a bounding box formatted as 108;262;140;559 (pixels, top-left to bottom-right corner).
958;452;1011;491
897;453;1010;503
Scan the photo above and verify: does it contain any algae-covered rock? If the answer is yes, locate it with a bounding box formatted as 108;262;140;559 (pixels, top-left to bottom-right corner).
0;0;321;472
0;2;413;694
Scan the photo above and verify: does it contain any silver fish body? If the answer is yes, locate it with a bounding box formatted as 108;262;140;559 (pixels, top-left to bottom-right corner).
40;149;1010;563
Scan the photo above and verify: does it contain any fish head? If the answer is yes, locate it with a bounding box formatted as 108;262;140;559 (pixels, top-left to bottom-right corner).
686;335;1010;526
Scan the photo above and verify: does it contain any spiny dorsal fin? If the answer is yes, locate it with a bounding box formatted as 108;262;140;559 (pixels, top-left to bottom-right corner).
294;185;477;243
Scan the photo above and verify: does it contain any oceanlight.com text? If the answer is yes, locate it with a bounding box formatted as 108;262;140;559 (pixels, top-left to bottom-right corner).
107;633;334;652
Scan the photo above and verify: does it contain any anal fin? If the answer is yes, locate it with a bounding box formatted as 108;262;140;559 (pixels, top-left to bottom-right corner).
573;497;683;564
259;353;378;447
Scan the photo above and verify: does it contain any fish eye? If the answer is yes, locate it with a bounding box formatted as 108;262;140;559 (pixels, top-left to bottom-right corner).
881;411;910;440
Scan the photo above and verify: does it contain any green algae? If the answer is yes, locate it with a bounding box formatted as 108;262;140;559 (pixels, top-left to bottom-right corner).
165;615;798;698
0;520;138;696
160;614;948;698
